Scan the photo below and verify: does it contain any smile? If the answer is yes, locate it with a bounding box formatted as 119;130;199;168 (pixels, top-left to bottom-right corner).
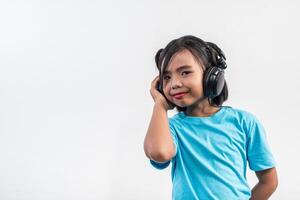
173;92;188;99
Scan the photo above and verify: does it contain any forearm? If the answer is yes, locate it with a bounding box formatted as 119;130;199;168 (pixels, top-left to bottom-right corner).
143;103;174;161
250;181;277;200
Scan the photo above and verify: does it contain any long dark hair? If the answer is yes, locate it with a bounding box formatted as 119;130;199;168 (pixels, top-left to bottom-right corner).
154;35;229;112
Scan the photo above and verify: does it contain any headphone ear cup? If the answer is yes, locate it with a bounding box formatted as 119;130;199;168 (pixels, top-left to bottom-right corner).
214;70;225;96
203;67;225;98
203;67;214;97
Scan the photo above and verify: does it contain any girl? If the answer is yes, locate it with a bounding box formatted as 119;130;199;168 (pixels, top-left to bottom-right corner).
143;35;278;200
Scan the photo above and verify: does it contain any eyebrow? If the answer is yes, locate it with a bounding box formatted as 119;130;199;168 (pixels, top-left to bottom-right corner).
163;65;192;74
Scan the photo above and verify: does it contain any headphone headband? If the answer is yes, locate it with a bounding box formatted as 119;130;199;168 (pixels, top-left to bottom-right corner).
205;42;227;70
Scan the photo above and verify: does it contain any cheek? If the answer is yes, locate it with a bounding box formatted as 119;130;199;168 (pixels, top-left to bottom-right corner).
189;81;204;94
163;80;171;89
162;85;170;95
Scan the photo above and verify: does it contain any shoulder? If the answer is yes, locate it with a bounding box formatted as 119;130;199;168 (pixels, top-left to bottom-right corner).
226;106;259;122
223;106;263;134
167;110;182;121
167;112;181;128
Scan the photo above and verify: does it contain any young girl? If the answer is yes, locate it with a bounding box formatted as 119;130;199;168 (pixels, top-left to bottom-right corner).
143;35;278;200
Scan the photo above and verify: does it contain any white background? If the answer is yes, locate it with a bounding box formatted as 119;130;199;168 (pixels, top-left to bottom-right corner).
1;0;299;199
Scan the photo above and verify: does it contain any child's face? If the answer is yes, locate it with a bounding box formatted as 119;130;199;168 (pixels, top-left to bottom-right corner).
162;49;205;107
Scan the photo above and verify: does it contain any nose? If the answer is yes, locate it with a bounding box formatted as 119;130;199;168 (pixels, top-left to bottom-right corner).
171;77;183;89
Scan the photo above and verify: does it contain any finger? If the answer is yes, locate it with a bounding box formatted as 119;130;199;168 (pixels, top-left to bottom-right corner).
151;76;159;86
152;75;159;82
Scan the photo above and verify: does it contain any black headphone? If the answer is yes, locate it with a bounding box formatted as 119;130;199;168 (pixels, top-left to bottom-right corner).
156;43;227;109
203;45;227;98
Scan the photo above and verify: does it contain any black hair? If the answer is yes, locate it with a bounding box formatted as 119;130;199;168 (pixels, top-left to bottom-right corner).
154;35;229;112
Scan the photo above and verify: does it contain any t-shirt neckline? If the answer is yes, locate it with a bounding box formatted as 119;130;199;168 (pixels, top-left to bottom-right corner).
179;106;228;120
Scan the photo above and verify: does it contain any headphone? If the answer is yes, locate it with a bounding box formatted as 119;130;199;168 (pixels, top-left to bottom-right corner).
156;43;227;109
203;45;227;99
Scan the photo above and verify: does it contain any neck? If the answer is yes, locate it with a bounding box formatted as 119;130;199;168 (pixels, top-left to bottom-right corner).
184;97;221;117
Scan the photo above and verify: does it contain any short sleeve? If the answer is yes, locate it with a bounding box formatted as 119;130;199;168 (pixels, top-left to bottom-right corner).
149;118;178;170
246;115;276;171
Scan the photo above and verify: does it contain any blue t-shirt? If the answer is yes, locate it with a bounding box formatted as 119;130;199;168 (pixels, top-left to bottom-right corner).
149;105;276;200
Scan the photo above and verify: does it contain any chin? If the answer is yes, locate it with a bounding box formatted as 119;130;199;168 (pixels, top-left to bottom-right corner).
173;101;189;108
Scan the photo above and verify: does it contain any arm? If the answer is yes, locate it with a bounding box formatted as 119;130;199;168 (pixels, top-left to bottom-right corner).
250;167;278;200
143;103;176;163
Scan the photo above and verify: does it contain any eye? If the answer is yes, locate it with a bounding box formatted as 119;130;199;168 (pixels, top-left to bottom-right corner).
163;71;191;81
163;75;171;80
182;71;191;76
